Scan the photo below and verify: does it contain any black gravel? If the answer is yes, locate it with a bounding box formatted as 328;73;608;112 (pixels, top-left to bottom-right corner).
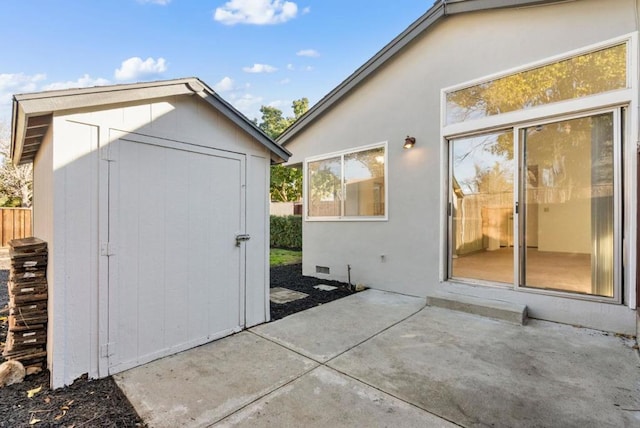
0;271;145;427
0;371;146;428
0;263;356;426
270;263;356;321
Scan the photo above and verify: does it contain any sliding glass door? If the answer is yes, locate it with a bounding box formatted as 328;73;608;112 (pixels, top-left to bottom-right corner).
449;130;514;284
520;112;617;297
449;111;619;299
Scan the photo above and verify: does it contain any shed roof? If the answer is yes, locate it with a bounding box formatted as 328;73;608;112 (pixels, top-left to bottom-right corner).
11;77;291;165
277;0;569;146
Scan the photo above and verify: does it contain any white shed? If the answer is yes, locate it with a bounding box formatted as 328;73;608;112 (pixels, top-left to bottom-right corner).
10;78;290;388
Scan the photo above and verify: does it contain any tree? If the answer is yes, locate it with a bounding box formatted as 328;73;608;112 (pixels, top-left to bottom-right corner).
292;98;309;120
258;105;292;139
0;121;32;207
258;98;309;202
271;163;303;202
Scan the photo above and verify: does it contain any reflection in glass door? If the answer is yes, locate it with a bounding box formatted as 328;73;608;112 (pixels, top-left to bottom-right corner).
520;113;616;297
448;111;619;299
449;130;514;284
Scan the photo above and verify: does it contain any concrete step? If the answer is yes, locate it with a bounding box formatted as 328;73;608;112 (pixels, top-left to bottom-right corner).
426;293;527;325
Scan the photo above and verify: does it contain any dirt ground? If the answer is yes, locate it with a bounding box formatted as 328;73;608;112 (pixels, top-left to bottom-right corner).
1;263;354;427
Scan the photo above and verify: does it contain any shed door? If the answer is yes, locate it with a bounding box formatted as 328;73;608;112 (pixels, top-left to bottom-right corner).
107;136;246;374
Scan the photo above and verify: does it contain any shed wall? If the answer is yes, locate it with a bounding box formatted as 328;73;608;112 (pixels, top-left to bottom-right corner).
285;0;638;333
46;95;271;387
49;119;100;387
33;126;54;372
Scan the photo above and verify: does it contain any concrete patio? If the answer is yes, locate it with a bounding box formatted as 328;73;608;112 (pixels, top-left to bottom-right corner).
115;290;640;427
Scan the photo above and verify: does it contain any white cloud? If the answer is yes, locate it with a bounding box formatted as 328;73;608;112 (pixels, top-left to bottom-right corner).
304;65;314;71
42;74;110;91
0;72;111;121
229;93;264;119
213;76;235;92
0;73;47;119
279;78;291;85
0;73;47;98
138;0;171;5
214;0;298;25
268;99;289;109
302;6;310;14
115;57;167;81
296;49;319;58
286;64;294;71
242;63;277;73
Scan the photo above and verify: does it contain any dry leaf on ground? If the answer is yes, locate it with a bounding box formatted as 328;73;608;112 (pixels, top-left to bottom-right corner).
27;386;42;398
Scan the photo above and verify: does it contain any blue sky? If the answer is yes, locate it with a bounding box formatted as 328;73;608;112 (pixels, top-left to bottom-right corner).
0;0;431;123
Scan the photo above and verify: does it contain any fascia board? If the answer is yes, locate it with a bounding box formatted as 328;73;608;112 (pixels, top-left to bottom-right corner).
11;100;26;167
277;2;446;146
277;0;571;146
196;88;291;163
444;0;573;14
11;77;290;164
16;84;195;116
12;77;198;102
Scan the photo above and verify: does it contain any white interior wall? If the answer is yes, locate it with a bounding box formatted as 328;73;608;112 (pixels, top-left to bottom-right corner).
47;95;271;388
538;198;592;253
528;125;593;254
284;0;638;333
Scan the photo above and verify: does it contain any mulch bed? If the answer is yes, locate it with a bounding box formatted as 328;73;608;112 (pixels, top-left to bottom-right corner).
270;263;355;320
0;263;355;427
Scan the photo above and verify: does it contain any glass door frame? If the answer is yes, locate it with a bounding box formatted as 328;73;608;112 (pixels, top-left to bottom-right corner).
446;128;515;288
446;107;623;303
513;107;623;303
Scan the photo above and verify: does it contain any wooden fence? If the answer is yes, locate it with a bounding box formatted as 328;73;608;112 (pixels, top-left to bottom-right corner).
0;208;32;247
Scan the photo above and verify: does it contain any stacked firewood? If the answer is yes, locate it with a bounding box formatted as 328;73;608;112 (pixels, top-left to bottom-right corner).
2;238;48;374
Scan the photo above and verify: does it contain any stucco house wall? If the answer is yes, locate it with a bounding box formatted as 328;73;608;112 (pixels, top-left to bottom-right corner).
283;0;638;334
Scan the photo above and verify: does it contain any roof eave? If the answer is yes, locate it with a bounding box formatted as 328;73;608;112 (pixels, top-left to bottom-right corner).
277;0;572;146
443;0;572;14
278;1;446;146
192;82;291;163
11;98;25;168
11;77;290;165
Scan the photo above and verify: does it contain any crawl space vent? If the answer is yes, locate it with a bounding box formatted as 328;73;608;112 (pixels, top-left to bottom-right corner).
316;266;330;274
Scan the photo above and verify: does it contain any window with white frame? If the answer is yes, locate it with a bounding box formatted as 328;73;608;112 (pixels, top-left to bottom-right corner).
306;143;387;220
445;43;627;125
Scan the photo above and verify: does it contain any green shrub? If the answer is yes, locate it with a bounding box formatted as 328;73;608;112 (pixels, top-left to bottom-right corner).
270;215;302;249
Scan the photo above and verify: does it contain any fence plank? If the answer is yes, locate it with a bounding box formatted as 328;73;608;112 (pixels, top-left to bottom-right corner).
0;208;33;247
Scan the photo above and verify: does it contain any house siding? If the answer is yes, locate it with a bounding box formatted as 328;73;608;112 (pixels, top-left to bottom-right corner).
33;125;55;377
40;95;271;387
285;0;638;333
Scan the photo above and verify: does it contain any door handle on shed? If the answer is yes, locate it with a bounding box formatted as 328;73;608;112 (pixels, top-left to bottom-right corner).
235;234;251;246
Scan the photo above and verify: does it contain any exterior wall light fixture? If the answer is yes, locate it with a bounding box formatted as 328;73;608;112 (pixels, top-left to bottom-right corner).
403;136;416;149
